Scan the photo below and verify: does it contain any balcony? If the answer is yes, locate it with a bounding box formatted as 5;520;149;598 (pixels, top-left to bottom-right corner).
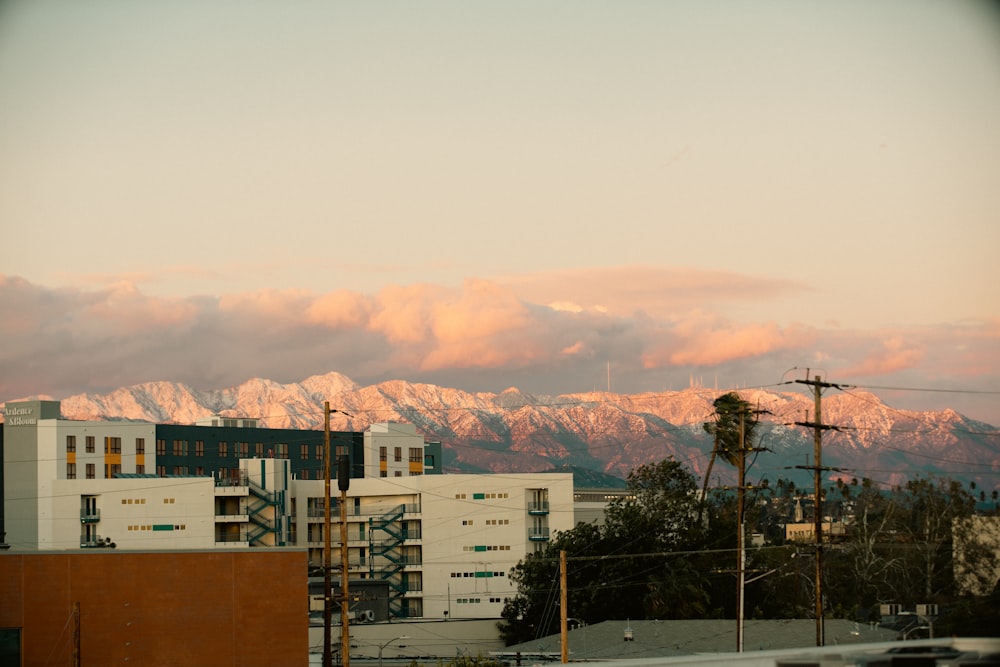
80;509;101;523
528;527;550;541
80;536;115;549
528;501;549;515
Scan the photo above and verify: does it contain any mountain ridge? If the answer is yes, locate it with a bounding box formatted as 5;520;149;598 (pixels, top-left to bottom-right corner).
3;372;997;489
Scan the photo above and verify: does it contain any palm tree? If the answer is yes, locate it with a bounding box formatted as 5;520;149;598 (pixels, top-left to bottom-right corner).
700;392;758;506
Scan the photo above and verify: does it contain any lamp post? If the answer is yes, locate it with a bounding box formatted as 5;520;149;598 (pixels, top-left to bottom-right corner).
377;636;408;667
322;402;353;667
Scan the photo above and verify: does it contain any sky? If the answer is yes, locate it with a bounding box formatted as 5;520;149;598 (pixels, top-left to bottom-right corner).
1;0;999;424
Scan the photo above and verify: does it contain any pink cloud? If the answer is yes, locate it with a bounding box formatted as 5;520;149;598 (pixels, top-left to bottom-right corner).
84;282;198;332
839;336;926;377
2;273;998;426
640;311;816;367
306;290;373;328
497;265;806;317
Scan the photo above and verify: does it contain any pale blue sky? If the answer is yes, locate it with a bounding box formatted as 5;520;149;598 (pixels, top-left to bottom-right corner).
1;1;999;422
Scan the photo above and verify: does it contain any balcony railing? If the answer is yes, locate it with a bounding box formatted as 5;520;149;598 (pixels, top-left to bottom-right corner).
528;527;550;541
80;509;101;523
528;501;550;515
80;536;115;549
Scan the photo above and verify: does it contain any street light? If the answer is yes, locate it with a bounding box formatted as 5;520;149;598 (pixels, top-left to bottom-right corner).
377;636;408;667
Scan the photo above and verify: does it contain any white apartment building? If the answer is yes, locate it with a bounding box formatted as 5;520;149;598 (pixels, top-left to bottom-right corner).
2;400;576;620
291;472;574;619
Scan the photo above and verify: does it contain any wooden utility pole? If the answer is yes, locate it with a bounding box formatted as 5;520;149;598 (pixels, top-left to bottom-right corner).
794;374;842;647
323;402;333;667
340;455;350;667
736;412;746;653
560;550;568;664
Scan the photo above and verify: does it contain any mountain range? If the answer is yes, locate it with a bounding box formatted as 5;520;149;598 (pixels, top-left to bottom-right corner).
5;372;998;491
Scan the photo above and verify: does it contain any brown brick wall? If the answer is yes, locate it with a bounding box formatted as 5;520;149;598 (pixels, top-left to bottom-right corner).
0;550;307;667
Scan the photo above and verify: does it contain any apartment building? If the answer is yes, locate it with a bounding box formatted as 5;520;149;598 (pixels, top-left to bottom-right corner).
1;400;574;621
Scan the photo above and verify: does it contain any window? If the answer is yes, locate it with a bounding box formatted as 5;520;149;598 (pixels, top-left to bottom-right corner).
301;444;309;459
300;469;309;480
85;436;95;453
379;446;387;462
394;447;402;462
195;441;204;457
136;464;145;475
238;442;249;457
106;437;121;454
156;465;166;477
106;463;121;478
196;466;205;476
135;438;145;455
276;444;288;459
380;470;387;478
86;464;95;479
219;441;228;458
255;443;264;457
409;448;421;463
172;440;188;456
66;435;76;453
156;439;166;456
394;471;402;477
66;463;76;479
316;445;323;460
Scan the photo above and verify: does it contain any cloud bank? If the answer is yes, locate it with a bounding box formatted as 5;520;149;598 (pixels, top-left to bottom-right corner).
1;272;997;423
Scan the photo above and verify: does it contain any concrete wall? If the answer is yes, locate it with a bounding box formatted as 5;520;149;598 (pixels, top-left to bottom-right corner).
0;549;308;667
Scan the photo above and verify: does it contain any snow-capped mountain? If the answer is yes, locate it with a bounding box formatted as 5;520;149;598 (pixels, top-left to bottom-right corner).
4;372;997;490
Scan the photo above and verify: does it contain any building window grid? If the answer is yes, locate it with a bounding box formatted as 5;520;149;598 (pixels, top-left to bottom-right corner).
394;447;402;462
156;439;166;456
408;448;421;463
86;464;95;479
66;463;76;479
135;438;144;455
379;446;387;462
85;436;95;453
66;435;76;453
105;437;122;454
301;444;309;459
195;440;204;457
219;441;228;458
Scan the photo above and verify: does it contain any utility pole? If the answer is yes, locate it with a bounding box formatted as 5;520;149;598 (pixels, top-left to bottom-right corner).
794;374;843;647
736;412;746;653
736;406;770;653
339;453;351;667
323;402;333;667
560;550;568;664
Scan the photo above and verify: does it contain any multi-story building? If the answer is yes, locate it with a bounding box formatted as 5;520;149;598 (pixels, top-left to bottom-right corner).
1;400;574;620
291;471;573;619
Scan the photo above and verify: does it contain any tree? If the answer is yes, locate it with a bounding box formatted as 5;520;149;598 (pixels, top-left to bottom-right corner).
700;392;759;506
499;459;716;645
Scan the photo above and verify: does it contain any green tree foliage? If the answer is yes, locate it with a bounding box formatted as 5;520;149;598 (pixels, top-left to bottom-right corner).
498;459;717;645
700;392;759;506
499;464;1000;646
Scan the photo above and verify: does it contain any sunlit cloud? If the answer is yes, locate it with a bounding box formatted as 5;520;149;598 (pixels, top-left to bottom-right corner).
840;336;926;377
1;273;998;423
497;265;807;317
